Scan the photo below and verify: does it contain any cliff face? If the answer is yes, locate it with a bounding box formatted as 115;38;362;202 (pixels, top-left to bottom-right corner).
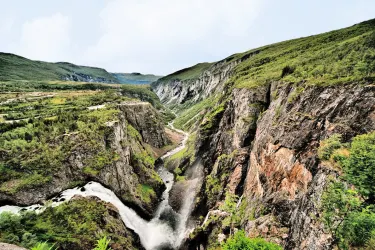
151;19;375;250
178;82;375;249
152;59;241;108
0;102;170;219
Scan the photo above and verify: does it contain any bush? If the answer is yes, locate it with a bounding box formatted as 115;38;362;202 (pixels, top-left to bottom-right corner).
281;65;295;78
321;132;375;249
222;230;282;250
343;132;375;201
339;210;375;248
318;134;343;161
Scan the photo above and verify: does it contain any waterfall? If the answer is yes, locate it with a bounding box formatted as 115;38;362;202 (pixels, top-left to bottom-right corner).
0;123;202;250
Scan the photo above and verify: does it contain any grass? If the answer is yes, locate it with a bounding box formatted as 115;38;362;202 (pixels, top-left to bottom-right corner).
173;95;221;131
154;19;375;118
225;19;375;89
137;184;156;204
155;62;213;83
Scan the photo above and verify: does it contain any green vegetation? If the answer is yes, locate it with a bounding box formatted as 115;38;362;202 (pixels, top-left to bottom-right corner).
93;236;112;250
119;84;164;109
112;72;161;84
226;19;375;89
200;101;227;133
156;62;213;83
173;95;220;131
164;132;197;177
31;242;55;250
0;199;136;250
0;90;125;193
137;184;156;204
320;132;375;249
0;53;118;83
0;80;164;199
222;230;282;250
342;132;375;201
220;192;240;231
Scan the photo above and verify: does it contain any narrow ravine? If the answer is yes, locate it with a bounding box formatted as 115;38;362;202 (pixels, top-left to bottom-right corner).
0;121;202;250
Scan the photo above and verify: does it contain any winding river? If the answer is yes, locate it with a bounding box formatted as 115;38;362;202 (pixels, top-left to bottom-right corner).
0;122;202;250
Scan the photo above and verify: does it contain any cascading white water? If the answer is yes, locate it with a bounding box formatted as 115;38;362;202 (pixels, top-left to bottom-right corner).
0;122;202;250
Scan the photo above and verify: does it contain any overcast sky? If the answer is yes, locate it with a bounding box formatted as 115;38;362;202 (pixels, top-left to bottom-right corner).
1;0;374;75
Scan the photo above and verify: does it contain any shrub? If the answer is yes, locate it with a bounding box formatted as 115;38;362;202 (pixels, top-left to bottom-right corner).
281;65;295;78
321;132;375;249
318;134;343;161
222;230;282;250
343;132;375;201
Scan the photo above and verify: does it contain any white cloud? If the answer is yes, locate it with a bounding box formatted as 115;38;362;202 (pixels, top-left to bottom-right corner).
83;0;262;74
0;17;14;34
19;13;71;62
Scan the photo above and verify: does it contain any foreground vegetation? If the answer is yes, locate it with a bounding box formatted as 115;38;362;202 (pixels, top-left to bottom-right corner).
0;199;135;249
222;231;282;250
319;132;375;249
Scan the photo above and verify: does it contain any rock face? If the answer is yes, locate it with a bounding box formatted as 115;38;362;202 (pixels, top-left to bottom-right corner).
188;83;375;249
61;73;117;83
0;102;170;219
152;59;242;108
0;243;27;250
153;56;375;249
118;102;170;148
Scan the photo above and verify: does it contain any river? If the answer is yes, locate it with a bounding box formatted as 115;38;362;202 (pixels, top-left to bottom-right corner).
0;122;202;250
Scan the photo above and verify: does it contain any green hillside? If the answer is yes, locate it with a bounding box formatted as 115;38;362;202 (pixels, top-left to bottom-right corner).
155;62;213;84
112;72;162;84
0;53;119;83
155;19;375;91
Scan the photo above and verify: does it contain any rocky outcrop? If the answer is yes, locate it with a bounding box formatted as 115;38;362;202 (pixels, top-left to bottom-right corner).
152;59;242;109
0;243;27;250
188;82;375;249
0;102;170;219
61;73;117;83
118;102;170;148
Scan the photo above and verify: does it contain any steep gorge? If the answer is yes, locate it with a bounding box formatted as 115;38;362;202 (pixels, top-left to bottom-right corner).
1;18;375;250
152;19;375;249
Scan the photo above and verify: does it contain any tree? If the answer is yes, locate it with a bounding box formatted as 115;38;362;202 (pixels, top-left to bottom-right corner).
220;191;239;235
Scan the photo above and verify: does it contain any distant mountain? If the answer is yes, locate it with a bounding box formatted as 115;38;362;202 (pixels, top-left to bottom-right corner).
0;53;119;83
112;72;162;84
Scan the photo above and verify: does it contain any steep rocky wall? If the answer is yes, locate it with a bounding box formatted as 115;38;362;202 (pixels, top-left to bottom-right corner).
152;59;241;109
188;82;375;249
0;102;170;219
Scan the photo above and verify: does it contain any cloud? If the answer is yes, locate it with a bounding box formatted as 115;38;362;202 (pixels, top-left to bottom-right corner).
83;0;262;74
19;13;71;62
0;17;14;34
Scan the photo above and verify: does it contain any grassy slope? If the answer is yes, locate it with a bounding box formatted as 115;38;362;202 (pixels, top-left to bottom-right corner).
155;62;213;84
225;19;375;88
112;72;162;84
164;19;375;129
156;19;375;92
0;53;118;83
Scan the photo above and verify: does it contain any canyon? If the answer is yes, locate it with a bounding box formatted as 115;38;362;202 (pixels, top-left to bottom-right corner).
1;18;375;250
